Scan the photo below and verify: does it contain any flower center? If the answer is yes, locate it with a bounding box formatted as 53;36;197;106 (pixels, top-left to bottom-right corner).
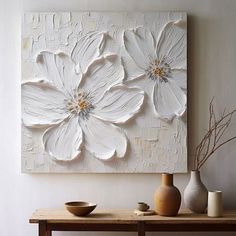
146;58;171;82
67;90;94;119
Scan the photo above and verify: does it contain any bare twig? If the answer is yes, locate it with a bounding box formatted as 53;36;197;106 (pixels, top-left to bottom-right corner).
194;99;236;170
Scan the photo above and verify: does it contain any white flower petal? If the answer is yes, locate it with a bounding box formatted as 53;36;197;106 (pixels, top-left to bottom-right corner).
22;80;69;128
36;51;81;96
126;78;162;128
71;31;106;74
156;21;187;69
124;27;156;69
153;79;186;121
80;116;127;160
43;117;83;161
171;69;187;90
123;56;146;82
80;54;124;102
93;85;144;124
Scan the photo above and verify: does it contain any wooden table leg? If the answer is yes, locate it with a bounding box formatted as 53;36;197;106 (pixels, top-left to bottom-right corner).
39;221;47;236
138;221;145;236
39;221;52;236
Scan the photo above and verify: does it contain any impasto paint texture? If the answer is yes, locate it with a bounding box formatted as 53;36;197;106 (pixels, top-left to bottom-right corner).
21;12;187;173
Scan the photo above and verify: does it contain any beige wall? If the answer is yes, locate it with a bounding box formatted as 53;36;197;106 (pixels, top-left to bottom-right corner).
0;0;236;235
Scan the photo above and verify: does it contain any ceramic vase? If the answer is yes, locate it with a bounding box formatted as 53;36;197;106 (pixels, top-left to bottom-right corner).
207;191;223;217
154;173;181;216
184;170;208;213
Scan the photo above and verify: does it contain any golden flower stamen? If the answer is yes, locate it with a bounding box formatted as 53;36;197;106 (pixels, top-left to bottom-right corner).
146;57;171;82
67;90;94;119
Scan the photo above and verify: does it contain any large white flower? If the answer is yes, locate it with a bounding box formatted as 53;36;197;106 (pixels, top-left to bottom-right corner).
22;52;144;161
124;20;187;121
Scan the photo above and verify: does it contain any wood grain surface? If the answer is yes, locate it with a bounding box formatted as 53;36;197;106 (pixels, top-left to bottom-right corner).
30;208;236;224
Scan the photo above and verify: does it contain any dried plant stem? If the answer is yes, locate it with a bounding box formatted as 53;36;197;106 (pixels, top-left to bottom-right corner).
194;99;236;170
198;136;236;169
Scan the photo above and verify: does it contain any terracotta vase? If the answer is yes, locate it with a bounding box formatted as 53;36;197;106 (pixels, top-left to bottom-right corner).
154;173;181;216
184;170;208;213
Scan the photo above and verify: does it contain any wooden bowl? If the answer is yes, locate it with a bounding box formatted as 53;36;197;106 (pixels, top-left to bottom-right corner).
65;201;97;216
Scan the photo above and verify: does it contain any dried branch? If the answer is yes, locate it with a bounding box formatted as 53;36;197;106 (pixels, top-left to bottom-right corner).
194;99;236;170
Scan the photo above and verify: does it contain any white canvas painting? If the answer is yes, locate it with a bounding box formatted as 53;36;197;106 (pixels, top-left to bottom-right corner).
21;12;187;173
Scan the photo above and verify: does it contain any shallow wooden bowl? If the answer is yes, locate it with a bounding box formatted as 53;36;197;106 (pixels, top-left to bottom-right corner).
65;201;97;216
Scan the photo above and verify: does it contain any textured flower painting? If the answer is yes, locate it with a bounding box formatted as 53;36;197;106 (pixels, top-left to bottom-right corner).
21;12;187;173
124;21;186;121
22;52;144;161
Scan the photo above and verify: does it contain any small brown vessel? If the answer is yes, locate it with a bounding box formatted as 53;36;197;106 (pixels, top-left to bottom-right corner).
154;173;181;216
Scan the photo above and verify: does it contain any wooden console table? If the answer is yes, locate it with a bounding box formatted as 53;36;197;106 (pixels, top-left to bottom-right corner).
30;209;236;236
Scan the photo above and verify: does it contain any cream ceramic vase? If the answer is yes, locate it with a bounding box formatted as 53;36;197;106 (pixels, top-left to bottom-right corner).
154;173;181;216
184;170;208;213
207;191;223;217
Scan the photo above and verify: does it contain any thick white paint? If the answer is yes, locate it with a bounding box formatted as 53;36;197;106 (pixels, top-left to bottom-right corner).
36;51;81;96
123;21;187;121
71;31;106;74
123;27;156;69
156;21;187;70
21;80;69;128
80;115;127;160
42;117;83;161
93;85;144;124
1;1;236;236
80;54;125;103
22;50;144;161
21;11;187;173
153;79;187;121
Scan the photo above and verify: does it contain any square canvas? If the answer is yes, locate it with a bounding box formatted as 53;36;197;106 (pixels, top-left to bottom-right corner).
21;12;187;173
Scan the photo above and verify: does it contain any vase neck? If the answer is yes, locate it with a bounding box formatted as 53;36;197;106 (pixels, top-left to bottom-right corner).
162;173;173;186
190;170;201;182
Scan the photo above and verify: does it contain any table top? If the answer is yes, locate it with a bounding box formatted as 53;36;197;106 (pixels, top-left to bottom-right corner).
30;209;236;224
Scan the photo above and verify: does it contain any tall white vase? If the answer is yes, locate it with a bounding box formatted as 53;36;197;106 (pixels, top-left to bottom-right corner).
184;170;208;213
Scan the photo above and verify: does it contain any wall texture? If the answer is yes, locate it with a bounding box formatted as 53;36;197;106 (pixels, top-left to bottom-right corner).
0;0;236;235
